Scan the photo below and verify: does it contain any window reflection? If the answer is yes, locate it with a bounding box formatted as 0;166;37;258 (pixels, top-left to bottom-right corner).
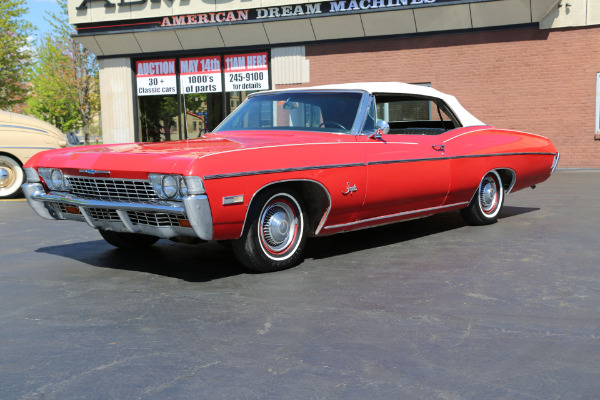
138;95;179;142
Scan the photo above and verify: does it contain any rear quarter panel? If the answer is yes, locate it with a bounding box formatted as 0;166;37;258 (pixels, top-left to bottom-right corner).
443;128;557;205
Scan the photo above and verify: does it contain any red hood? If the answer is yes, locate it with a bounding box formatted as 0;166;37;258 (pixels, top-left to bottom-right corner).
25;130;344;178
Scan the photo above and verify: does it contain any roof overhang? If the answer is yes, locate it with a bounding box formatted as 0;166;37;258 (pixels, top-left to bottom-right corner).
69;0;558;57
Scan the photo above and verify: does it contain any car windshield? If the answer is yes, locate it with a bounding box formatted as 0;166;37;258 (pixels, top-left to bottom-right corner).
214;92;363;134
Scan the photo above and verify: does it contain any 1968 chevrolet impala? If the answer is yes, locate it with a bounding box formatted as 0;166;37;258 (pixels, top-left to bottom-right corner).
22;83;559;272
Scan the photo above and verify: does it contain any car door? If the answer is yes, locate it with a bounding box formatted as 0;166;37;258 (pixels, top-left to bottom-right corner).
356;95;452;222
356;134;450;221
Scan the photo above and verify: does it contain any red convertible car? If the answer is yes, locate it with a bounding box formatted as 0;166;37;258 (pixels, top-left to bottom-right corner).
22;83;559;272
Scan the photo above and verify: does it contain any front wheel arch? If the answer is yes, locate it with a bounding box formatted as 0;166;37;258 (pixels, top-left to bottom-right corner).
241;180;331;238
232;185;309;272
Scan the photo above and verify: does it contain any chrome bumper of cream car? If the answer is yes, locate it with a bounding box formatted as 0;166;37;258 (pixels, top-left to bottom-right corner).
21;183;213;240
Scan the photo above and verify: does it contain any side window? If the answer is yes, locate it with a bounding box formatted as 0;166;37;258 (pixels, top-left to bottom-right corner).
374;95;460;135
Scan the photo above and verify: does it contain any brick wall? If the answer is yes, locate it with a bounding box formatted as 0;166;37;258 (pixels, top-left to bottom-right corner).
280;26;600;168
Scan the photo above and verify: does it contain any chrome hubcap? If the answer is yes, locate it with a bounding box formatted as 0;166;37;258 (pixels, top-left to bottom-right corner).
480;178;498;212
0;166;13;189
260;201;296;253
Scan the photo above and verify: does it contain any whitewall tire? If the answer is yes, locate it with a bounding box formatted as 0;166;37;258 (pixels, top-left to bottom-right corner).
461;171;504;225
0;155;24;199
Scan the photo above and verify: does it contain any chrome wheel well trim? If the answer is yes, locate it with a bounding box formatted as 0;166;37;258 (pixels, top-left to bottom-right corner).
496;168;517;194
468;169;507;208
240;179;332;238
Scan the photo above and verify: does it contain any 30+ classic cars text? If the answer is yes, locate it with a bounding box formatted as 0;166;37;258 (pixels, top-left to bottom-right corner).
22;83;559;272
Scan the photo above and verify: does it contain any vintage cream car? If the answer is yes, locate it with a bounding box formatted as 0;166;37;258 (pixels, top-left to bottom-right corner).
0;111;67;198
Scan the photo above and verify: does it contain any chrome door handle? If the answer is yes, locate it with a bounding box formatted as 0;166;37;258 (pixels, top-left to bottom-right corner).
432;144;445;155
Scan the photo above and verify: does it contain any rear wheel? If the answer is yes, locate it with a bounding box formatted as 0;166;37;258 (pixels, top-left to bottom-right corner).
461;171;504;225
0;155;24;199
232;187;307;272
99;230;159;249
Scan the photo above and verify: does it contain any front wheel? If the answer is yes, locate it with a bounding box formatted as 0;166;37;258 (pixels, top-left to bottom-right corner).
232;188;307;272
99;229;159;249
0;155;24;199
461;171;504;225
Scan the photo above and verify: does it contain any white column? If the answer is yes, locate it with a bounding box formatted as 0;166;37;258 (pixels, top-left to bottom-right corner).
271;46;310;88
99;58;136;144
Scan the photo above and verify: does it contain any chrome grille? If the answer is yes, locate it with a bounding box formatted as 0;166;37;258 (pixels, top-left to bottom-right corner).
67;176;157;202
128;211;182;227
88;208;120;221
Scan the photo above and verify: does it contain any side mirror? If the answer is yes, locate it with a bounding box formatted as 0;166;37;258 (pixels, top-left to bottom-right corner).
370;120;389;140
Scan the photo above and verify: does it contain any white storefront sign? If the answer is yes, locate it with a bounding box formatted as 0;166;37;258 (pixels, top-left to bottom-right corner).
224;52;269;92
180;56;222;94
136;59;177;96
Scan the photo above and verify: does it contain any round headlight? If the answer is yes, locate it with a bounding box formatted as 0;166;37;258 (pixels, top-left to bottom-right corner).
51;169;64;189
162;175;178;198
179;177;188;197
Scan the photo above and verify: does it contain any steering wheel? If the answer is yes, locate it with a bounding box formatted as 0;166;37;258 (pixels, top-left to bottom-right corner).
319;121;346;130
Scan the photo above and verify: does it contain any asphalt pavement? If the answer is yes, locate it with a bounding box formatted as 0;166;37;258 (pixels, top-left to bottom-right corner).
0;169;599;399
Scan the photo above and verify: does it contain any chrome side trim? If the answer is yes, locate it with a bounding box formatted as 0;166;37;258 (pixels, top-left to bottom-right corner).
451;152;556;159
324;201;469;231
0;124;50;134
0;145;57;150
204;162;366;180
368;157;446;166
204;152;557;181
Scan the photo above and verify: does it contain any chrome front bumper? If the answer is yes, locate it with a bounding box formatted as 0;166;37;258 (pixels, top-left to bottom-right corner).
22;183;213;240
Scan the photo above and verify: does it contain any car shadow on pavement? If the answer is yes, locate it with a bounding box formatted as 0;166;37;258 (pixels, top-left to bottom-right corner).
36;240;248;282
35;206;538;280
305;206;538;261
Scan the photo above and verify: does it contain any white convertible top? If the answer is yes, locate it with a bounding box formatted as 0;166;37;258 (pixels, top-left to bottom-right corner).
268;82;486;127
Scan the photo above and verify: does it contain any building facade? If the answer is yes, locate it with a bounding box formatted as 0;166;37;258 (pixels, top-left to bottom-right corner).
68;0;600;167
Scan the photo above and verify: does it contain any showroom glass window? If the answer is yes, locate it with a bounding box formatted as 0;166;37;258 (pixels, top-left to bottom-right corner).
135;52;271;142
